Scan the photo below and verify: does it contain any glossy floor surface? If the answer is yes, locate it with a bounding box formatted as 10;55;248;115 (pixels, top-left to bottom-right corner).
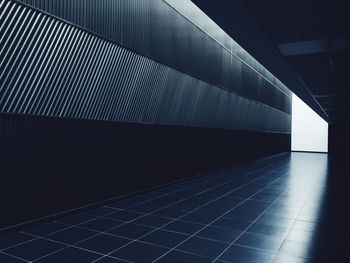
0;152;339;262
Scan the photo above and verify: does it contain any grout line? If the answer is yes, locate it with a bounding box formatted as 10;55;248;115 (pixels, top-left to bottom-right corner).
1;155;287;262
91;178;266;262
0;251;28;262
211;184;293;261
30;167;266;262
23;228;230;263
37;164;281;263
90;161;288;262
275;172;322;258
151;165;290;262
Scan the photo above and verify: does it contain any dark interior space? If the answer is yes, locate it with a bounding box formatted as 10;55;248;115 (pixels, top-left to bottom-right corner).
0;0;349;262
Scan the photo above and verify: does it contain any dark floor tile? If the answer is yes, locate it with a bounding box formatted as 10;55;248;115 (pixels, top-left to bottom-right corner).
202;201;237;213
152;208;187;219
93;256;127;262
133;215;170;228
0;232;35;250
156;250;212;263
110;241;168;263
224;211;260;222
172;191;196;200
171;193;193;200
162;220;203;235
211;217;251;231
219;244;275;263
216;196;243;205
3;238;65;261
169;198;205;212
235;232;284;251
197;226;242;243
48;227;96;244
195;193;223;202
35;247;100;263
140;230;188;248
105;210;144;222
108;223;154;239
148;195;182;207
87;207;117;216
79;218;123;232
251;192;279;202
181;210;221;224
24;222;67;237
128;203;160;213
76;233;129;254
177;236;227;258
227;191;255;199
234;200;270;213
57;212;97;225
0;253;26;262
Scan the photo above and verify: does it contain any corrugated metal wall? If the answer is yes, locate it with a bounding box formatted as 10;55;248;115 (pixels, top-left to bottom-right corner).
17;0;291;104
1;0;291;132
16;0;291;115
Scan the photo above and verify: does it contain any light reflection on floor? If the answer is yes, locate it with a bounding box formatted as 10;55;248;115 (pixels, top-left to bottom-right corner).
272;152;328;262
0;153;332;263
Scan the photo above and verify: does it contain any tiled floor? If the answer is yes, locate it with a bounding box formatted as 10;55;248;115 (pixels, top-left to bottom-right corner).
0;152;329;263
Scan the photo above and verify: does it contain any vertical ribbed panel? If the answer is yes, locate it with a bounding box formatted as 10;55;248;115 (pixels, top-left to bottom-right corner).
0;0;291;133
17;0;291;114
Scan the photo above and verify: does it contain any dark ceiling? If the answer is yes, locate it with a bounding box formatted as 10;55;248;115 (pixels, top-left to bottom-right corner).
191;0;349;124
242;0;350;123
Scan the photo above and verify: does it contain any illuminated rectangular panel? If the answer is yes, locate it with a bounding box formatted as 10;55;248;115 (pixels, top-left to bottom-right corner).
292;93;328;152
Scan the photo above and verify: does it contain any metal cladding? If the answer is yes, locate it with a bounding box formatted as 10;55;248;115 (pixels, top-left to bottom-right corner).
1;0;292;133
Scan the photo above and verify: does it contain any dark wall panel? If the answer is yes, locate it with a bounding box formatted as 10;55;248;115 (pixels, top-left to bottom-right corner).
328;124;350;155
0;113;290;230
17;0;291;114
0;0;291;133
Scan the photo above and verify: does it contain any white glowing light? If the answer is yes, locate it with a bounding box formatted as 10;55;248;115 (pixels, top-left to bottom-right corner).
292;93;328;152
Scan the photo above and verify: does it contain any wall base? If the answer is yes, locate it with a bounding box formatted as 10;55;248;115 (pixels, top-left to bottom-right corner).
0;113;290;231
